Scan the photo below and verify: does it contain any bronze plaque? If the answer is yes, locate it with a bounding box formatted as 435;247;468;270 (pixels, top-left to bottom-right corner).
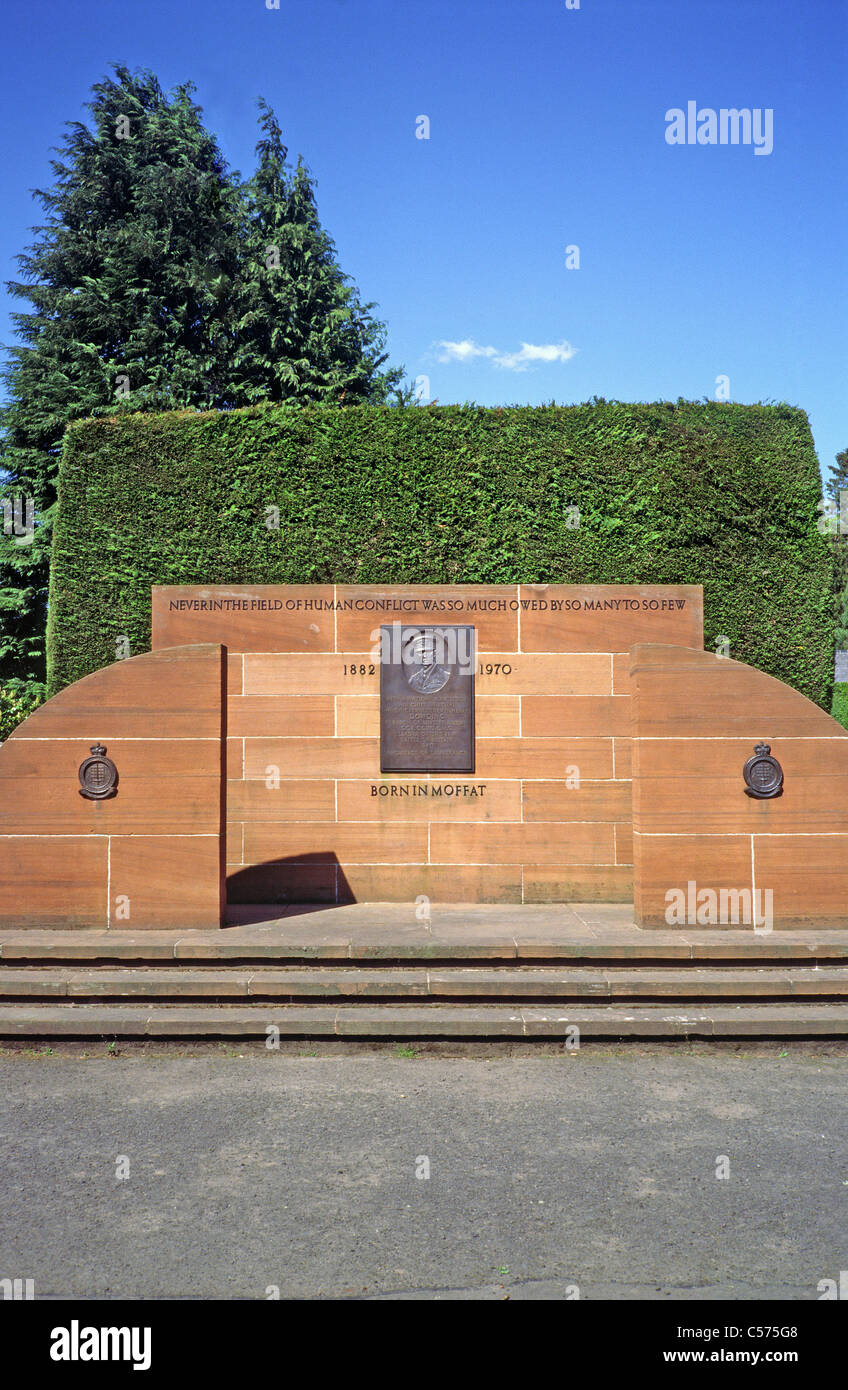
380;625;475;773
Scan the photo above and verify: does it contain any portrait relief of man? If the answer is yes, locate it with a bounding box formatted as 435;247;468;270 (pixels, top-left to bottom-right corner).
405;632;451;694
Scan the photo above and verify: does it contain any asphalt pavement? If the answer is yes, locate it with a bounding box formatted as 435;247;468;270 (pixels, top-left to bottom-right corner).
0;1049;846;1299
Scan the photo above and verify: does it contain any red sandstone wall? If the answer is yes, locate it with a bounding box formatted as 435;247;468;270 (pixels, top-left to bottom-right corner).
153;584;703;905
0;645;225;929
631;644;848;928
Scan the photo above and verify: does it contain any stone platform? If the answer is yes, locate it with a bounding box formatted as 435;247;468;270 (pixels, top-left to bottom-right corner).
3;902;848;961
2;904;848;1038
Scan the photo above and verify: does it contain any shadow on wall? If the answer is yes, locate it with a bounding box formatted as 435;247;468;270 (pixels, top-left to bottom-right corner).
226;853;354;924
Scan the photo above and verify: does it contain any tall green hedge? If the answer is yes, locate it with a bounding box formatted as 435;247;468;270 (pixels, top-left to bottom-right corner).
47;399;834;705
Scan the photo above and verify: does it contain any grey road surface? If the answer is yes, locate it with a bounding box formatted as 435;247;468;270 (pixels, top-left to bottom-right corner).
0;1050;846;1300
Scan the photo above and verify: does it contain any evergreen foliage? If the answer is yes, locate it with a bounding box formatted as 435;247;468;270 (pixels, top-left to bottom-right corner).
0;66;404;692
48;399;834;709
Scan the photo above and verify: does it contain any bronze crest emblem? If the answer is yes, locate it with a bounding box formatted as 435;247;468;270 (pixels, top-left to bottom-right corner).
78;744;119;801
743;743;783;799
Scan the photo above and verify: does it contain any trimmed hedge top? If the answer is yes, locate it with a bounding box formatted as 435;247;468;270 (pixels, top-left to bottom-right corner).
48;399;834;705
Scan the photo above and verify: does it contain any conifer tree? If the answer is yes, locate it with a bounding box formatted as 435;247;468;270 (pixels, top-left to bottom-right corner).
0;69;405;689
0;67;241;687
234;100;403;404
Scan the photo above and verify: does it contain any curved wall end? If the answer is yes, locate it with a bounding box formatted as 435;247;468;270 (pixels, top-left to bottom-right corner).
631;644;848;929
0;645;225;929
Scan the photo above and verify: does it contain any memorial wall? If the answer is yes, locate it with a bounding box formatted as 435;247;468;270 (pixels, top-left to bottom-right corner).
4;578;848;929
152;583;704;905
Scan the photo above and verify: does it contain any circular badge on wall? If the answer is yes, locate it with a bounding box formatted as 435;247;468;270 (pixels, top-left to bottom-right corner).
78;744;119;800
743;743;783;799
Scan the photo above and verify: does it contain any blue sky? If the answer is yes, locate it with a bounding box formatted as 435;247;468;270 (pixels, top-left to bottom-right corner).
1;0;845;477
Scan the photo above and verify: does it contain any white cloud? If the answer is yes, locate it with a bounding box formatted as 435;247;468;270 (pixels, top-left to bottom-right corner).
435;339;499;363
494;341;578;372
433;338;578;372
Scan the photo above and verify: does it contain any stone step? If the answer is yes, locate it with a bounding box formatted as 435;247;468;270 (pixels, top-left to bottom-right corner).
3;926;848;966
3;965;848;1001
2;1001;848;1038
